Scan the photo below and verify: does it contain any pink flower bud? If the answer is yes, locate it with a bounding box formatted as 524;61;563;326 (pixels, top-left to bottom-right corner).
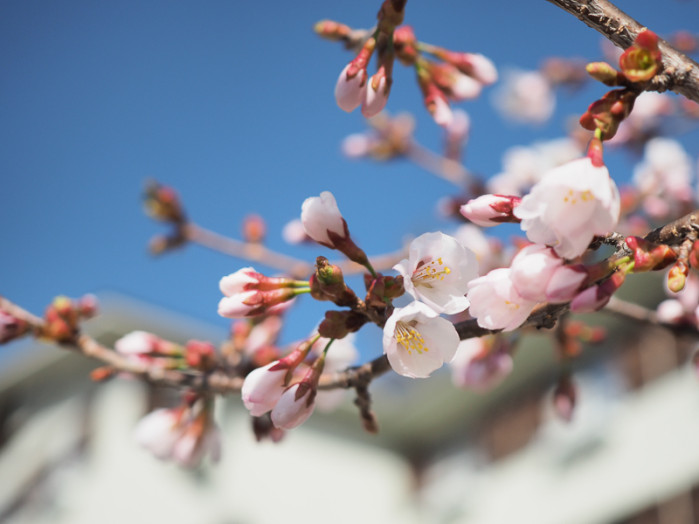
545;264;587;303
271;382;316;430
362;71;389;118
510;244;564;302
431;96;453;126
301;191;348;247
115;330;160;355
241;362;288;416
335;63;367;112
460;194;521;227
570;271;626;313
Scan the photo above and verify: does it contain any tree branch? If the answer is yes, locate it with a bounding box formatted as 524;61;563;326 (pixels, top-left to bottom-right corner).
546;0;699;103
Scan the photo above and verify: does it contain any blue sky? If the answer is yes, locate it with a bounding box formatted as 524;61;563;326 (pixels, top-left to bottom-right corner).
1;1;698;353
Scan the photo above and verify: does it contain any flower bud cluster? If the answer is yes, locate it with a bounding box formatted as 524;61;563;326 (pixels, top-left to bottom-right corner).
42;294;98;343
241;337;326;430
323;8;496;126
218;267;309;319
582;30;663;140
135;393;221;468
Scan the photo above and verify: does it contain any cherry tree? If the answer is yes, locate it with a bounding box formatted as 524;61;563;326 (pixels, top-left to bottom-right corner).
2;0;699;469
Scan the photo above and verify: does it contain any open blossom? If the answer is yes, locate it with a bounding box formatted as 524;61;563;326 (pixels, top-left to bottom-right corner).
394;232;478;314
450;335;513;392
514;156;620;259
382;301;460;378
301;191;348;247
453;224;504;275
486;138;583;196
633;138;693;218
493;70;555;124
467;268;537;331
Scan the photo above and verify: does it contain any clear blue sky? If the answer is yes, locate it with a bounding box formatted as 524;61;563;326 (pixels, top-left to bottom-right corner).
1;1;698;350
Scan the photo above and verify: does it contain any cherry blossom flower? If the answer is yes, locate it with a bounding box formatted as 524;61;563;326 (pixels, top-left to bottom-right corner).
335;63;367;112
509;244;586;303
453;224;503;275
450;335;513;392
270;383;317;430
218;267;302;319
301;191;348;247
467;268;537;331
134;408;187;460
362;72;389;117
460;194;521;227
486;138;583;196
171;419;222;467
115;330;161;355
493;70;555;124
633;137;694;218
513;157;620;259
394;232;478;314
382;301;460;378
282;218;311;245
241;362;288;417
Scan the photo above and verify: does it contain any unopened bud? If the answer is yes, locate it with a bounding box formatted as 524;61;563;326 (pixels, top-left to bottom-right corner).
580;89;637;140
626;236;677;272
185;340;217;370
313;20;351;41
144;180;185;223
460;194;521;227
689;241;699;269
585;61;622;85
242;214;266;244
668;261;689;293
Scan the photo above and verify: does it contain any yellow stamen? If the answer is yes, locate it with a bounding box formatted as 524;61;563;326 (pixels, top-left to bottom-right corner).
395;321;429;355
412;257;452;288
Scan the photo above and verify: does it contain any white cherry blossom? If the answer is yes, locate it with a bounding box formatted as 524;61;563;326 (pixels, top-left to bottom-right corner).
467;268;537;331
394;232;478;314
382;301;460;378
514;157;620;259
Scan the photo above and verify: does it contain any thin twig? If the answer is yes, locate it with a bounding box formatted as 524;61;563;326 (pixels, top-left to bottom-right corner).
404;142;473;187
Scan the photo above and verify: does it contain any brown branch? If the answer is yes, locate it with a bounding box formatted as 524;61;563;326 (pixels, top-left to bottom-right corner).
546;0;699;103
182;222;406;279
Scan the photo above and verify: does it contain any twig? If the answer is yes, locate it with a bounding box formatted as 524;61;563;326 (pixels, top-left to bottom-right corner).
404;142;473;187
546;0;699;103
183;222;407;278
